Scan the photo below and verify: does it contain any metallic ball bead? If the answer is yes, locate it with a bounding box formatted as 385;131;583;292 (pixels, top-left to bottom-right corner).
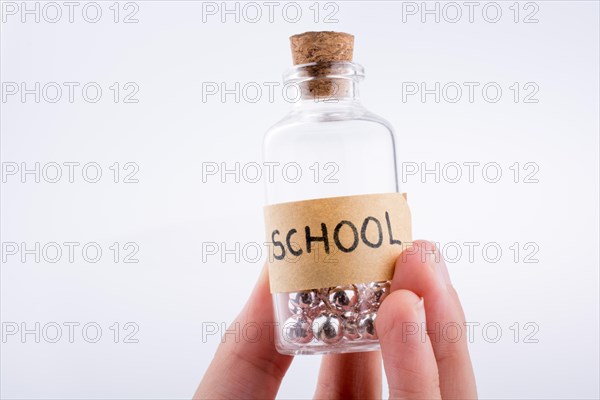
312;313;344;344
307;300;326;320
368;281;390;305
341;311;360;340
288;290;318;314
282;314;313;344
358;312;378;340
354;283;369;297
326;285;358;313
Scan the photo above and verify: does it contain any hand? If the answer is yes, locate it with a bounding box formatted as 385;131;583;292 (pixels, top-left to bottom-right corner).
194;240;477;399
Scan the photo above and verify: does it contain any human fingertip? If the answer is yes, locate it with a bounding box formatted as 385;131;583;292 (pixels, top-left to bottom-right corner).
377;289;424;340
377;290;440;400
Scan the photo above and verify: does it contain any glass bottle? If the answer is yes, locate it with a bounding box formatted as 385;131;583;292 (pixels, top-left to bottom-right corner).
263;33;401;355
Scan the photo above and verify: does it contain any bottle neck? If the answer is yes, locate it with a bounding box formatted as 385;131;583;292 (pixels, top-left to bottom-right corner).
296;78;360;105
284;61;364;109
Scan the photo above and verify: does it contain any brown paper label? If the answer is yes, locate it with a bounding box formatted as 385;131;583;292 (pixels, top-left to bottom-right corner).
264;192;412;293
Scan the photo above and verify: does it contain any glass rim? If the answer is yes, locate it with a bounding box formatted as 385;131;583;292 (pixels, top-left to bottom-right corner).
283;61;365;84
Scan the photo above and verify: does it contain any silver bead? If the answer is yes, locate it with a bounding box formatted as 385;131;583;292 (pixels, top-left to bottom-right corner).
341;311;360;340
312;313;344;344
354;283;369;296
368;281;390;306
326;285;358;313
282;314;313;344
307;300;326;320
358;312;378;340
288;290;318;314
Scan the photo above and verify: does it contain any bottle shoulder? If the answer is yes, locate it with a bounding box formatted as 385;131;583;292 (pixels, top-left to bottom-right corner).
264;103;396;139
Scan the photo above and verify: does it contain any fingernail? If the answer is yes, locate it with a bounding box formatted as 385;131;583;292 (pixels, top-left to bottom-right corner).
414;297;427;343
415;297;426;324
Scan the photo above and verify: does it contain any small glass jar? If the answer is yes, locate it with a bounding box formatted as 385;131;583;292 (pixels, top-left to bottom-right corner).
263;61;400;355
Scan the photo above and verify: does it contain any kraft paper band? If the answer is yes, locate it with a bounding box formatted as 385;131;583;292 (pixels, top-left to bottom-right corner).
264;192;412;293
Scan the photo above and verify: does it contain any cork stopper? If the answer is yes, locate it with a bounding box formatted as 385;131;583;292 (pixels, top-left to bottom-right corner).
289;31;355;99
290;31;354;65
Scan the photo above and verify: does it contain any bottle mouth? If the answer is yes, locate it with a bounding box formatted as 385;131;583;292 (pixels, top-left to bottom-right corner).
283;61;365;84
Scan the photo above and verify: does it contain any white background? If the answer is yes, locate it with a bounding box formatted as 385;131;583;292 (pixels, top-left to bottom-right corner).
1;1;599;399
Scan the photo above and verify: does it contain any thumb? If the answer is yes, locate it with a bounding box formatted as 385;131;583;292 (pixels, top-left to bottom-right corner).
376;289;441;400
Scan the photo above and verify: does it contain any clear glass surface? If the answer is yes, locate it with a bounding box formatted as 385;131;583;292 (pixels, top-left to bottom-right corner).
263;62;400;355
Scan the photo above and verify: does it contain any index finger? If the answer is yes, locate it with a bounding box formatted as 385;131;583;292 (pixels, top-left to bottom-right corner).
194;266;293;399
